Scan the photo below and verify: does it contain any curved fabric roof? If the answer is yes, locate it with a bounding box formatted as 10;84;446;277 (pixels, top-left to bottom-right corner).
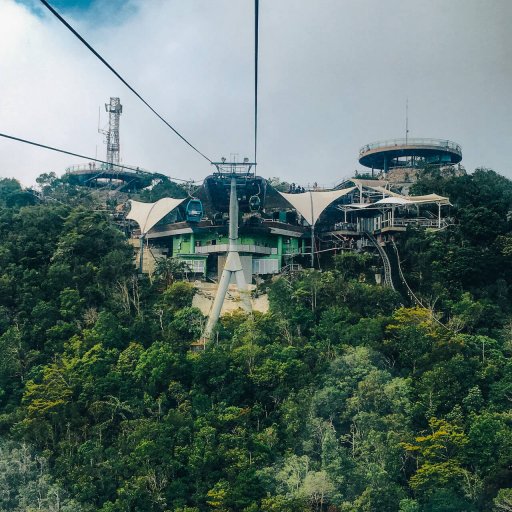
358;181;450;205
355;193;449;207
373;193;450;205
374;197;412;205
350;178;390;188
278;187;355;225
406;193;450;205
126;197;186;235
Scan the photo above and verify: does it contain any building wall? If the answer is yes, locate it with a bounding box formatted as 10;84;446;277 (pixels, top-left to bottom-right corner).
129;239;167;274
171;230;302;272
218;254;253;283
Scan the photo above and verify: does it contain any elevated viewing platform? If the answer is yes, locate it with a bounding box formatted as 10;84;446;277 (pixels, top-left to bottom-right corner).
359;138;462;171
66;163;163;191
195;244;277;255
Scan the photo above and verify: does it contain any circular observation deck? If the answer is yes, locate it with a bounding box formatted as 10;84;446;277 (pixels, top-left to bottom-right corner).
359;138;462;170
66;163;158;190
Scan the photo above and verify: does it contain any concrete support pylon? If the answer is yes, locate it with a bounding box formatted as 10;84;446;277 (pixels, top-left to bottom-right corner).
202;177;252;342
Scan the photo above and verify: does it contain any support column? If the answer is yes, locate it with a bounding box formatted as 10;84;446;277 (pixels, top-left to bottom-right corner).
438;203;442;228
202;177;252;342
310;225;315;268
277;235;283;270
138;235;145;273
204;263;232;337
309;190;315;268
190;232;195;254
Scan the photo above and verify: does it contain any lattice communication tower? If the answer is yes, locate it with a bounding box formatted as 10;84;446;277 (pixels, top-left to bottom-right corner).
104;97;122;168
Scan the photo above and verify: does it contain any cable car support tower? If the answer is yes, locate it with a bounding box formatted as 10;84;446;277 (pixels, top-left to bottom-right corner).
202;161;256;342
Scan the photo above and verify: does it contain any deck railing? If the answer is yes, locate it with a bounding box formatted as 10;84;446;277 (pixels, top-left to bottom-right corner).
331;217;450;233
194;244;277;255
388;218;449;228
333;222;357;231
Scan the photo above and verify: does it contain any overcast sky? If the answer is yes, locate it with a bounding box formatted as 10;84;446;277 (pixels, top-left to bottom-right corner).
1;0;511;188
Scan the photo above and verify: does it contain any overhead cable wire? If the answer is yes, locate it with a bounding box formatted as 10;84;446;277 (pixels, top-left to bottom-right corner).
254;0;259;166
39;0;212;164
0;132;200;184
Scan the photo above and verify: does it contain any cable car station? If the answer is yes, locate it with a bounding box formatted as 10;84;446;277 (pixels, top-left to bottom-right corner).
126;151;454;288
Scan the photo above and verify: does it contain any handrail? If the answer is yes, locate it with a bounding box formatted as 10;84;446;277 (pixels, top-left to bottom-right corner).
391;239;419;305
391;240;450;330
281;263;302;274
194;244;277;255
391;218;448;228
363;231;394;289
330;217;448;233
333;221;357;231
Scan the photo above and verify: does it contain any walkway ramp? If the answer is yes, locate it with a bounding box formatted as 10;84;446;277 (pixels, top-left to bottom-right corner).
363;231;394;289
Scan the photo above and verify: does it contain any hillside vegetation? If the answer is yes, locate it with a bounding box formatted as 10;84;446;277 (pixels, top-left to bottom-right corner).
0;169;511;511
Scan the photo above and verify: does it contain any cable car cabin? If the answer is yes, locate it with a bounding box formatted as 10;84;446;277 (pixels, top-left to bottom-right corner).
186;199;203;222
249;194;261;212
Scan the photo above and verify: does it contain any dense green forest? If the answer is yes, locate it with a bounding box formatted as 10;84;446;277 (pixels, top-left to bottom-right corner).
0;168;511;511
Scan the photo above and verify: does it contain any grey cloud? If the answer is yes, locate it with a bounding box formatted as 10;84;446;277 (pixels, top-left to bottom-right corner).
1;0;511;187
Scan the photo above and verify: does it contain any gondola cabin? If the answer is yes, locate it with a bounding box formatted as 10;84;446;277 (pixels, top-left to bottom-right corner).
249;194;261;212
186;199;203;222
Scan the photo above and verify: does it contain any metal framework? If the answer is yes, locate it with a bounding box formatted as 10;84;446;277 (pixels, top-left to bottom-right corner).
211;159;256;176
103;97;123;168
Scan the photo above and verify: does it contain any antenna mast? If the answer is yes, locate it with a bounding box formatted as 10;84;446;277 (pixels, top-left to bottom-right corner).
405;97;409;144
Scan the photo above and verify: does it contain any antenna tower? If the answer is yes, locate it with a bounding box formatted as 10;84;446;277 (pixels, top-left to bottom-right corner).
405;97;409;144
104;97;122;169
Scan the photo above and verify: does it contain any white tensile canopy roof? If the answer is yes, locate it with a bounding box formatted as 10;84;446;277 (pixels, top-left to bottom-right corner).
405;193;451;205
345;193;450;209
126;197;186;235
278;187;356;225
350;178;390;189
368;185;405;198
374;197;413;205
374;193;451;205
359;181;450;205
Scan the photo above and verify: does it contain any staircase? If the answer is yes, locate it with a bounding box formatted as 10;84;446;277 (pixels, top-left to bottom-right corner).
363;231;394;289
281;263;302;276
280;263;302;290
